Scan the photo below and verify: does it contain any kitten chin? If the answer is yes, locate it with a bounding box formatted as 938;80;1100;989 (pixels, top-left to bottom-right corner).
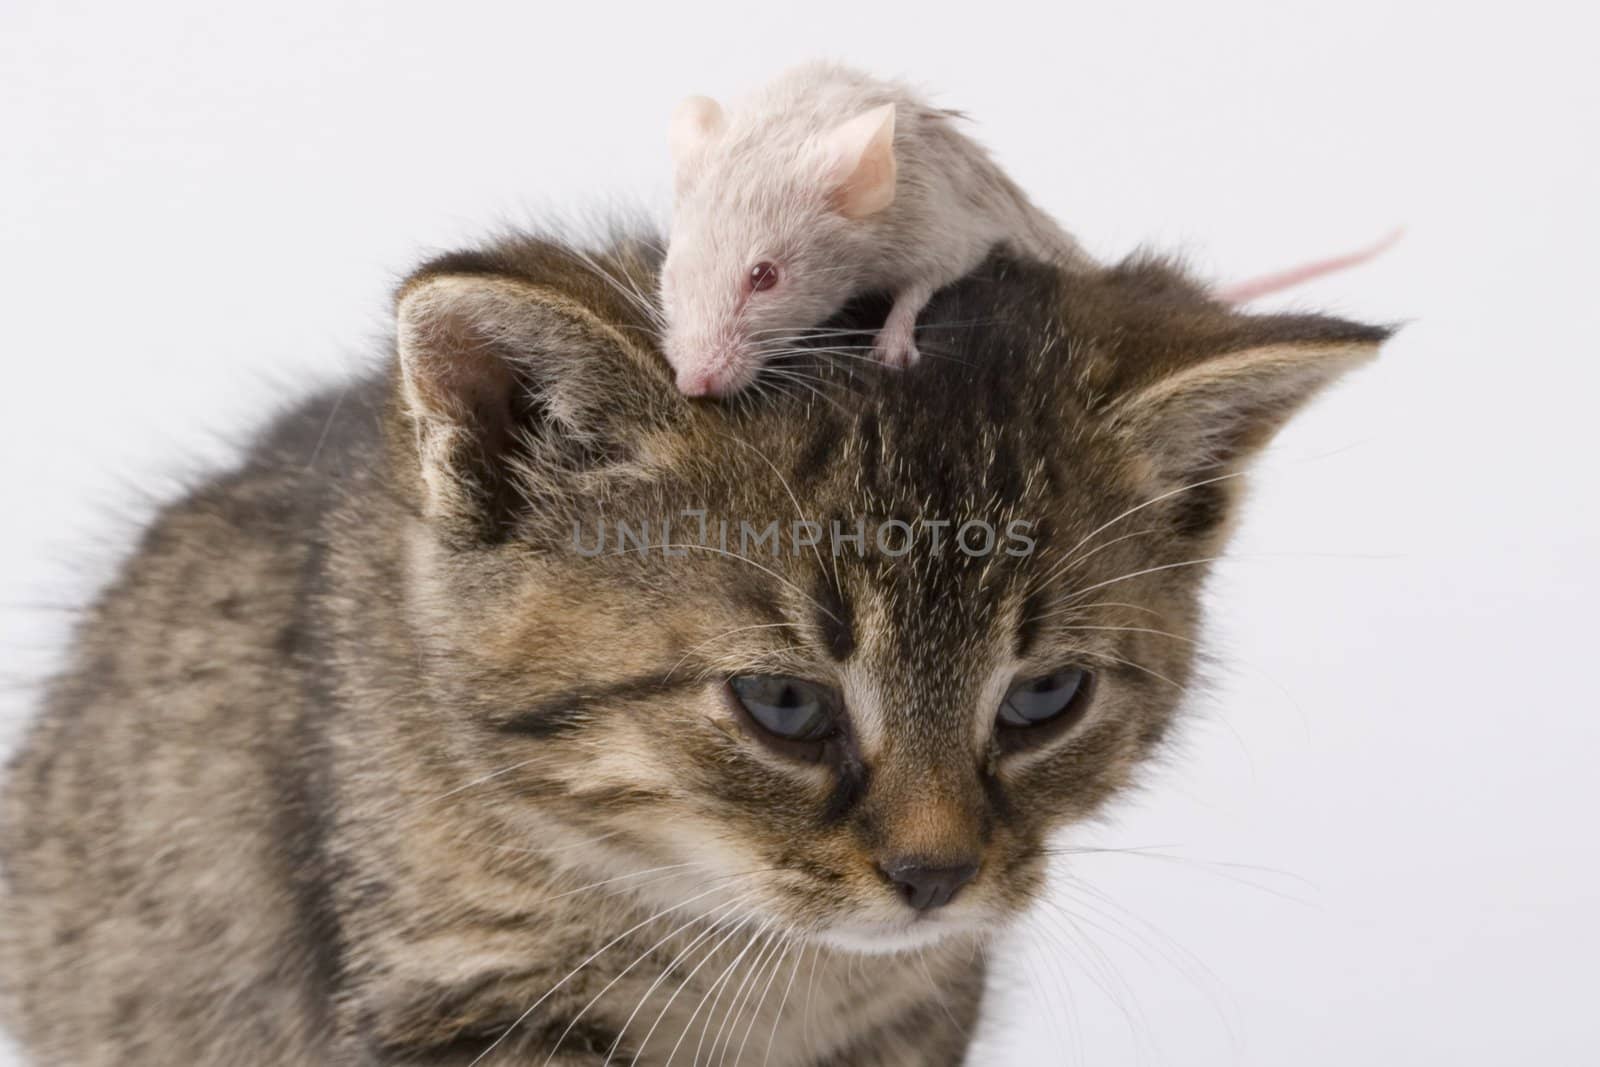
813;916;992;957
0;228;1385;1065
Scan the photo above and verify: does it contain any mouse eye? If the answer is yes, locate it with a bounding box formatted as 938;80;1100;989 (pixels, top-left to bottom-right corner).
995;668;1094;751
748;262;780;292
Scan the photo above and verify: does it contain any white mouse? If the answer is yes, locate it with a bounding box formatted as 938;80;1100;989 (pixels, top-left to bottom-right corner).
660;62;1091;397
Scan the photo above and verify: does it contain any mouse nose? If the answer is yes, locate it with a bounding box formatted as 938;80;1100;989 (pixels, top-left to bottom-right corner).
678;364;739;398
879;858;979;912
676;351;755;398
677;368;716;397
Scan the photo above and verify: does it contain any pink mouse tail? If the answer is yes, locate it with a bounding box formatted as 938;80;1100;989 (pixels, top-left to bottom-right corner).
1216;227;1404;304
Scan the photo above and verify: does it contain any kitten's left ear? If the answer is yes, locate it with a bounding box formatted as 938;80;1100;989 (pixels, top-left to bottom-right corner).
393;272;668;540
1110;317;1389;487
822;103;897;218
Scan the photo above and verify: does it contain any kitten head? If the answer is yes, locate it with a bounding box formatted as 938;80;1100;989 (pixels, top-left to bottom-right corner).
384;238;1385;955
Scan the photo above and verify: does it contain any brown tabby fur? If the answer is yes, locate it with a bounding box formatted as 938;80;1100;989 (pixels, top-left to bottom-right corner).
0;228;1386;1065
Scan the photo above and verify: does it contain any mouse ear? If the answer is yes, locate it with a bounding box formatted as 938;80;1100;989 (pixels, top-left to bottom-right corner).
822;103;897;219
669;95;725;165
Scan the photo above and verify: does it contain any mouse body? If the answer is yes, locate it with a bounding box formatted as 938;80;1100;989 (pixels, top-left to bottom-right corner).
661;62;1090;397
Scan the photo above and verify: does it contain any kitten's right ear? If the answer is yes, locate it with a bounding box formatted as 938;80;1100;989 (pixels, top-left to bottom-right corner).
669;95;725;165
394;274;662;541
1102;310;1388;540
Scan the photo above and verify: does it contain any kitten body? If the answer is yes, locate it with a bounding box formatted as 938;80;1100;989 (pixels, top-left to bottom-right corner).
0;232;1384;1064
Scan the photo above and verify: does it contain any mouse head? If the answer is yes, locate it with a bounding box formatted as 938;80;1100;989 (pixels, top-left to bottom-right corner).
661;96;898;397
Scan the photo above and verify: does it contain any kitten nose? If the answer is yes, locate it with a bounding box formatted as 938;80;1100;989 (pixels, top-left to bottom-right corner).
879;858;979;912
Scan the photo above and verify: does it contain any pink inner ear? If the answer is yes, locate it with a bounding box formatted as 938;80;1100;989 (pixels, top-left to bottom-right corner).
826;104;897;219
1216;227;1404;303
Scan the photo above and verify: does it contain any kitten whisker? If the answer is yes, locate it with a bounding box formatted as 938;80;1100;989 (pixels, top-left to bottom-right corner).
539;862;699;905
1046;549;1396;616
378;758;540;823
1040;600;1169;624
1043;845;1318;900
468;880;759;1066
1047;880;1242;1050
1092;650;1188;693
1032;930;1088;1067
668;918;776;1067
657;544;841;625
601;898;751;1064
485;827;625;856
664;622;804;683
1048;623;1309;731
913;947;964;1034
762;936;807;1066
1030;471;1252;596
1029;527;1166;592
1053;623;1199;646
540;897;745;1066
1011;917;1092;1063
625;910;761;1066
802;937;823;1046
1028;904;1156;1063
710;924;788;1065
1060;880;1234;1020
722;928;791;1066
689;923;768;1067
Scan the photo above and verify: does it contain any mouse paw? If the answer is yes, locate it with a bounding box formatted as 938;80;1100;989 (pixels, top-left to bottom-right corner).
873;326;921;370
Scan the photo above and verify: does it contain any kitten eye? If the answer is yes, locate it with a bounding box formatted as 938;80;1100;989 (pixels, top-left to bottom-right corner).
726;675;836;748
748;262;780;292
996;668;1093;743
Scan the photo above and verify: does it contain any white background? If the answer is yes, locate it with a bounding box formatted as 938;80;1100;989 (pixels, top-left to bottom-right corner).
2;1;1596;1063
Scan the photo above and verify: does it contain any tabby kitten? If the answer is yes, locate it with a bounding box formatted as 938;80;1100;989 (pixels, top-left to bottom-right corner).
0;232;1385;1065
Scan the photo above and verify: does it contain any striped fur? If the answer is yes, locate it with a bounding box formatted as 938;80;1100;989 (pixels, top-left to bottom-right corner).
0;229;1385;1064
